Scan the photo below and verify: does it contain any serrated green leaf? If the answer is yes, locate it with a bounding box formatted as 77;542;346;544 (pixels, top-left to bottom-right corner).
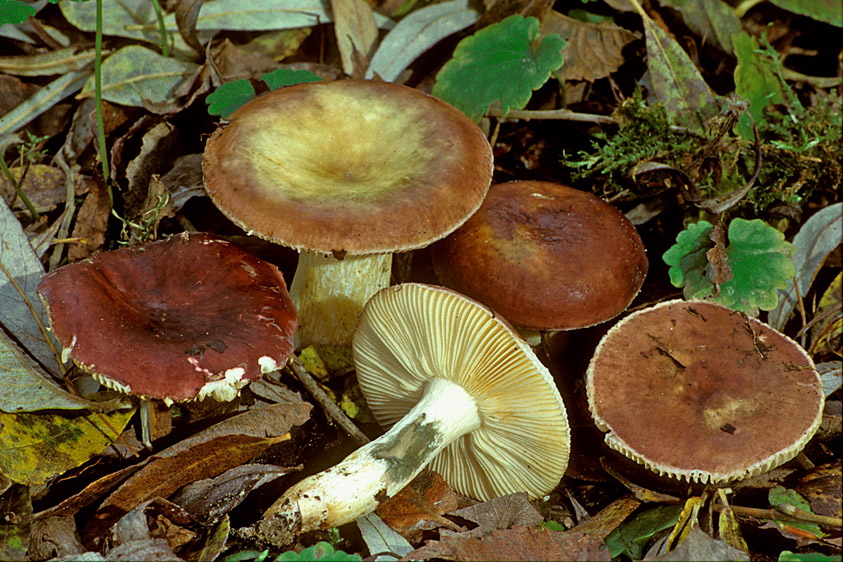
206;80;256;118
733;31;786;139
0;0;36;25
0;406;136;485
640;10;718;131
432;14;566;121
79;45;199;110
769;0;842;27
663;220;713;292
261;68;322;90
714;218;795;314
662;219;795;315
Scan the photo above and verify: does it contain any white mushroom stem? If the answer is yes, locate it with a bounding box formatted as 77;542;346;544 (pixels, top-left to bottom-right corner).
256;378;481;543
290;250;392;350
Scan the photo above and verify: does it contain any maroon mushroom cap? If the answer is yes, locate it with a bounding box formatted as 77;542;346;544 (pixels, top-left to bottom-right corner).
431;181;648;331
37;232;297;403
586;299;824;484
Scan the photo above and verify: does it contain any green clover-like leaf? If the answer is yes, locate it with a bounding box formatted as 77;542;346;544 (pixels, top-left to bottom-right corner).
0;0;36;25
261;68;322;91
206;79;257;119
662;218;795;315
432;14;566;122
276;541;362;561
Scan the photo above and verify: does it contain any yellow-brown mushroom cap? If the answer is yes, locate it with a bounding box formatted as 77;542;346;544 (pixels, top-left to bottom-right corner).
202;79;493;256
586;299;824;485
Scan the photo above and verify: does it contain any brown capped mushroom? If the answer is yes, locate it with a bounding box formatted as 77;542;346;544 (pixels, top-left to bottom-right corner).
202;79;493;349
37;232;297;406
431;180;648;338
255;283;570;546
586;299;824;485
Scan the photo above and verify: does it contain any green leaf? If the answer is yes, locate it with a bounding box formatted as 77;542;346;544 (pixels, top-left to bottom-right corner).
733;31;787;139
663;220;713;293
0;0;36;25
769;0;842;27
715;218;795;314
79;45;199;110
639;10;718;131
663;219;795;314
276;541;362;561
207;80;256;118
780;551;841;562
0;406;136;485
432;14;566;121
604;504;683;560
768;486;826;539
261;68;322;90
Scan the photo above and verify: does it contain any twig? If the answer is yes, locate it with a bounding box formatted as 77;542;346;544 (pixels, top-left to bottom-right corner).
601;459;842;529
286;355;370;446
486;107;616;125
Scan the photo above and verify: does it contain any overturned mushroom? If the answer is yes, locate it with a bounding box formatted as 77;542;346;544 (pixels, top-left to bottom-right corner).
202;79;493;350
255;283;570;546
586;299;824;485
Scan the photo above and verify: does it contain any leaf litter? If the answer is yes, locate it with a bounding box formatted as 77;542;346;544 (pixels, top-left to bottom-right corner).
0;0;840;560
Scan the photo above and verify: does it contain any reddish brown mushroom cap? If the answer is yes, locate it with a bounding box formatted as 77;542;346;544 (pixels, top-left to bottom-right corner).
37;233;297;403
431;181;648;330
202;79;493;256
586;299;824;485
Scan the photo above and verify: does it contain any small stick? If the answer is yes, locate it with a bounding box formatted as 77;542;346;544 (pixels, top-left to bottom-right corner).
287;355;370;446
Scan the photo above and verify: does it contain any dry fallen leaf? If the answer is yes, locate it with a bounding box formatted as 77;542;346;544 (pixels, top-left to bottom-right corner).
376;469;461;540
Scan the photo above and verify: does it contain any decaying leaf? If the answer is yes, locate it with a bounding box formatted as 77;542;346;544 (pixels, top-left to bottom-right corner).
542;10;640;82
407;525;610;561
638;8;718;131
0;406;136;485
376;469;460;540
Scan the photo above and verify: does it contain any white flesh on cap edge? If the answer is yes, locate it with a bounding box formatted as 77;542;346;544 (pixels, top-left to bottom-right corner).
290;250;391;350
256;377;480;543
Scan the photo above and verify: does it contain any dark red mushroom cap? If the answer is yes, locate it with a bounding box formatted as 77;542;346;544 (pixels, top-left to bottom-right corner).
37;232;297;403
431;181;648;331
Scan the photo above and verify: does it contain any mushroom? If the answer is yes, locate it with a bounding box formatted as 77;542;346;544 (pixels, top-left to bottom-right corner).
36;232;297;441
255;283;570;546
431;180;648;341
202;79;493;350
586;299;824;485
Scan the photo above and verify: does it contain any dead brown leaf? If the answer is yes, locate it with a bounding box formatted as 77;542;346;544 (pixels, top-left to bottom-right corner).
68;173;108;261
376;469;461;540
569;494;641;539
542;10;640;82
446;492;543;538
405;525;610;561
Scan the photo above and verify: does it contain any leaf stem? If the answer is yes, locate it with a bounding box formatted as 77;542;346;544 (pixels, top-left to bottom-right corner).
148;0;170;57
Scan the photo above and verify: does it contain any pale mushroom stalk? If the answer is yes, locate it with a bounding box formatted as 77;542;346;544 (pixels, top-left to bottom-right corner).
255;283;571;549
290;251;391;349
260;377;479;535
